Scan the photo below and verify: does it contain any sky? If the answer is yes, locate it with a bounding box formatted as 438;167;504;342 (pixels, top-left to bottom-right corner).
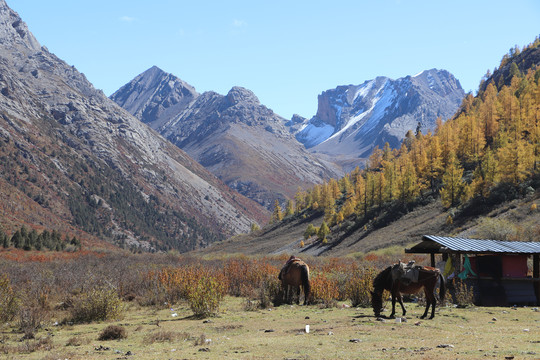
8;0;540;119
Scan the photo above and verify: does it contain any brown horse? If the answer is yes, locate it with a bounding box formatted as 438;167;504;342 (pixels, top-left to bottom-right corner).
371;262;446;319
278;257;311;305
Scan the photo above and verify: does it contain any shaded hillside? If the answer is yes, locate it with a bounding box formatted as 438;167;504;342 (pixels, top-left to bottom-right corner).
112;67;343;209
198;190;539;257
0;0;267;252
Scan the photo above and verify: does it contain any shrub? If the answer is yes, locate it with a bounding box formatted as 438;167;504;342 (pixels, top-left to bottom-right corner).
258;277;281;308
143;330;189;344
0;274;19;322
97;325;127;341
310;273;339;308
346;266;377;307
18;307;48;339
474;217;517;240
70;287;124;323
188;276;225;318
452;279;475;307
66;336;89;346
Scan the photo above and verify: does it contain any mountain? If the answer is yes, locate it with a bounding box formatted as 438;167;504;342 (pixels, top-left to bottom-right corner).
292;69;465;170
112;68;343;208
108;65;198;130
201;39;540;257
0;0;267;252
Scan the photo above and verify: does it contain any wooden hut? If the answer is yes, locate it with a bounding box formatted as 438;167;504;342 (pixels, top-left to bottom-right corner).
405;235;540;306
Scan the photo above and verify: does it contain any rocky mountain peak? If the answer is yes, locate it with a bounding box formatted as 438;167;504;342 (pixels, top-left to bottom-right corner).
410;68;463;96
226;86;260;106
0;0;40;51
110;66;198;129
292;69;465;170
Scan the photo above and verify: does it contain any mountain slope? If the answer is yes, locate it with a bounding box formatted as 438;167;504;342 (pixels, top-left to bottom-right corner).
292;69;464;169
112;69;343;208
0;0;267;251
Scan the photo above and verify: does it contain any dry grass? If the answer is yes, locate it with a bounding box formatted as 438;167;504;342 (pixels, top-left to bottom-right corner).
0;297;537;359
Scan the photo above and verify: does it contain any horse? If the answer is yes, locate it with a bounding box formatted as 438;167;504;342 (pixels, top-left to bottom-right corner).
278;257;311;305
370;261;446;319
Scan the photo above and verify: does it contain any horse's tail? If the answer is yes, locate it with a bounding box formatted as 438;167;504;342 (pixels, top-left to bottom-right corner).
438;273;446;303
300;264;310;302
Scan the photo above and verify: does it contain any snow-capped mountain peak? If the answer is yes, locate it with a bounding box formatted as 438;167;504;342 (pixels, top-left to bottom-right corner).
291;69;464;170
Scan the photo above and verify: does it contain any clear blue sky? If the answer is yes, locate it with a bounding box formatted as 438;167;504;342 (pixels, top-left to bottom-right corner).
9;0;540;119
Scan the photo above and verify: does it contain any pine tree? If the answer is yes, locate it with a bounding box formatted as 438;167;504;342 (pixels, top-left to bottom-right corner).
271;200;283;223
1;231;9;248
294;187;306;213
426;133;444;193
304;224;317;240
285;200;294;217
11;230;22;249
472;149;499;199
440;151;465;208
317;221;330;241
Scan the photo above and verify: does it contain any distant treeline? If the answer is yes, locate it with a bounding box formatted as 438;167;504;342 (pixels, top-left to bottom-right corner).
0;225;81;251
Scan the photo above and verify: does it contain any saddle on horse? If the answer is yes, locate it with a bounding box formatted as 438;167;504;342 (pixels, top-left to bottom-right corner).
392;260;420;285
278;255;301;280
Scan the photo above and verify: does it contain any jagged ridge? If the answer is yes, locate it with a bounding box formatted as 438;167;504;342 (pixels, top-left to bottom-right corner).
112;68;343;209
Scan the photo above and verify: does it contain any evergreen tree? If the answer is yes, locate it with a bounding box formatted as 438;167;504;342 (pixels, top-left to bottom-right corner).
29;229;38;249
11;230;22;249
1;232;9;248
317;221;330;241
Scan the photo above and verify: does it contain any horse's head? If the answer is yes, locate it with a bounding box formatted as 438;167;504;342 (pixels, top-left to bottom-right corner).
370;290;383;317
391;261;406;282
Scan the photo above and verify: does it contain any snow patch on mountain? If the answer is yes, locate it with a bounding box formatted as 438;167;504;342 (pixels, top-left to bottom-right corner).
296;122;335;147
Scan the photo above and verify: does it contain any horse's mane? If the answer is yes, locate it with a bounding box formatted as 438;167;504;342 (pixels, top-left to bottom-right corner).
373;266;392;292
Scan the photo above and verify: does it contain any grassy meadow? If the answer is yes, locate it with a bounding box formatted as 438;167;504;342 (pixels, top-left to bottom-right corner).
0;297;539;360
0;251;538;359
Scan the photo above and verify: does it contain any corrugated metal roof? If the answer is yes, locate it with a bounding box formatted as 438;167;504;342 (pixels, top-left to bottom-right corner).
423;235;540;254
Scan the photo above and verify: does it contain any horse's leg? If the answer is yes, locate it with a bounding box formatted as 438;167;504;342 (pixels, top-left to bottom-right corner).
428;288;436;319
397;293;406;317
389;292;396;318
296;286;300;305
420;288;431;319
287;285;292;304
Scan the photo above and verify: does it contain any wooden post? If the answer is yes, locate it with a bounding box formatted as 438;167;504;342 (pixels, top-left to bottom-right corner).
534;254;540;305
430;253;435;267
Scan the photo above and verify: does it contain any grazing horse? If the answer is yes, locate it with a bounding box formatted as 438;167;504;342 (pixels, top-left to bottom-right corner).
371;261;446;319
278;256;311;305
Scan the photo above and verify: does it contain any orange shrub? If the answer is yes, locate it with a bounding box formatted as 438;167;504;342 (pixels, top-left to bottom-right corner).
310;273;339;308
345;266;377;307
223;258;278;298
144;265;215;306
